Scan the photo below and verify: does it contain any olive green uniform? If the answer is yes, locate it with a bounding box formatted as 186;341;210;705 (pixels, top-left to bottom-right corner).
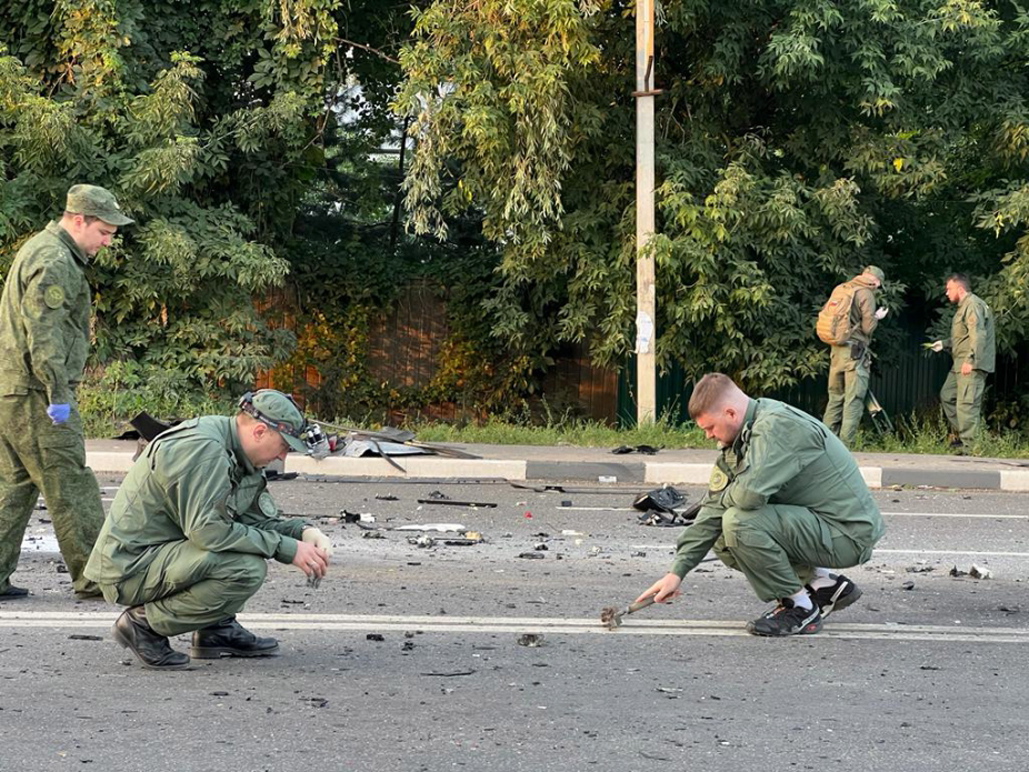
940;293;995;449
0;222;104;595
670;399;885;602
84;416;307;636
822;276;879;446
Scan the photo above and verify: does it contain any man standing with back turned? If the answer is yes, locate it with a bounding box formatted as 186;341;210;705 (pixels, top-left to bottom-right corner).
0;185;133;600
637;373;885;636
820;266;888;446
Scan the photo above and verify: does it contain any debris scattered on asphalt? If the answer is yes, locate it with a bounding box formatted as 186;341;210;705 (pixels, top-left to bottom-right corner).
969;564;992;579
949;566;967;577
517;633;544;647
611;444;662;455
906;564;935;573
375;493;398;501
420;670;476;677
340;510;375;523
632;486;701;527
361;531;385;539
68;634;103;641
517;552;545;559
533;542;548;551
408;535;436;548
999;605;1020;614
307;573;322;589
396;523;466;533
417;498;498;508
366;634;385;642
901;580;915;590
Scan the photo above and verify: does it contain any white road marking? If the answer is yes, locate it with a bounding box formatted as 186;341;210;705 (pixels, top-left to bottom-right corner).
1;611;1026;644
561;506;1029;520
628;544;1029;558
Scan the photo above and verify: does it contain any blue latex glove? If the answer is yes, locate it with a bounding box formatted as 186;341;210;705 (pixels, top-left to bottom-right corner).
47;403;71;424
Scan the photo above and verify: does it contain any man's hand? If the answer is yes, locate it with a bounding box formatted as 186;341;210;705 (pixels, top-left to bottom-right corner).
961;362;973;375
635;573;683;604
875;306;888;320
293;539;329;579
927;340;944;353
301;526;333;558
47;403;70;424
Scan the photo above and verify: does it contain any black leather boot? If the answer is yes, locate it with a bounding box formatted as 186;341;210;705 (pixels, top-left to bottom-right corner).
112;606;190;670
190;616;280;658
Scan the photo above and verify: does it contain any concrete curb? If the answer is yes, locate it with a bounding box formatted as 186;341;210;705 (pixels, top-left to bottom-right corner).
82;448;1025;491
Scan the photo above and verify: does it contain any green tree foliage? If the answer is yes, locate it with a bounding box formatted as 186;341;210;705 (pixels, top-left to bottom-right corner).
398;0;1029;394
0;0;343;395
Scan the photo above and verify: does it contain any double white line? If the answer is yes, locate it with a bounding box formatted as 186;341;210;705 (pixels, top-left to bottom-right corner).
2;611;1026;644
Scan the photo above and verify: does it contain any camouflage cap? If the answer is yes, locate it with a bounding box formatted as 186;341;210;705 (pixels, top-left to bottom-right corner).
65;184;134;226
240;389;308;452
863;265;885;284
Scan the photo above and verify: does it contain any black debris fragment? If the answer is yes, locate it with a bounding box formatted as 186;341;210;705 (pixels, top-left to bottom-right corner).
516;634;544;647
366;634;385;642
517;552;545;560
68;634;103;641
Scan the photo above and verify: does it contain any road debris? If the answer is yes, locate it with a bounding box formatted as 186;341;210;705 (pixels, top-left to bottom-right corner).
417;498;498;508
632;486;701;527
517;552;545;559
516;633;544;647
969;564;992;579
396;523;466;533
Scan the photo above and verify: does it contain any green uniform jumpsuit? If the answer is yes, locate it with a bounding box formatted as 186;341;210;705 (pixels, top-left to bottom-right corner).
822;276;879;447
0;222;105;595
84;416;308;636
940;293;995;449
671;399;885;602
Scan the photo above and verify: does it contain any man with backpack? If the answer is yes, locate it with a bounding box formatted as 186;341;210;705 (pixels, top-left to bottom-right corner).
818;266;888;447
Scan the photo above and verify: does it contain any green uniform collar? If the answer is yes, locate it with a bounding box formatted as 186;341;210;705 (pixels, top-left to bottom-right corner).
729;399;760;454
45;221;89;266
229;419;259;476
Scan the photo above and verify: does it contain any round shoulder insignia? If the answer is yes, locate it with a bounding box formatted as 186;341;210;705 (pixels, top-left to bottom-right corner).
44;285;66;309
708;467;730;492
258;492;279;517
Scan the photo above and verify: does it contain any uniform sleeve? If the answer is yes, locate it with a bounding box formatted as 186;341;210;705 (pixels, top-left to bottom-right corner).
966;302;986;368
669;506;724;578
20;250;76;403
718;420;823;511
166;446;297;563
235;491;307;562
855;287;878;338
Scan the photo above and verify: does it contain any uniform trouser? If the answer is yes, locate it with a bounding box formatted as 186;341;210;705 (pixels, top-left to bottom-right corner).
712;504;879;602
940;370;987;447
0;390;103;594
103;541;267;636
822;346;869;447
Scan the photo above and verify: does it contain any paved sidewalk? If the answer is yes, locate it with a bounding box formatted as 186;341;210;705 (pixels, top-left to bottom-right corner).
84;439;1029;491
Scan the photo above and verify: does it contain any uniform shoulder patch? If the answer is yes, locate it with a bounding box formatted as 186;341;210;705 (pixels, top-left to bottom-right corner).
708;467;730;492
44;285;66;309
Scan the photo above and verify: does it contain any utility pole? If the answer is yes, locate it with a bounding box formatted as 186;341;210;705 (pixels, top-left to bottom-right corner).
634;0;658;424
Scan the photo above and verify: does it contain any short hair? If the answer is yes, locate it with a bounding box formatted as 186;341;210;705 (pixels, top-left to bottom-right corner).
64;211;99;225
946;272;971;292
688;373;738;419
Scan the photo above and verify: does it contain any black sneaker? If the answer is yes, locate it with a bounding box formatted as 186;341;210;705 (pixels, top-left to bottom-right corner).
747;598;822;637
806;574;862;617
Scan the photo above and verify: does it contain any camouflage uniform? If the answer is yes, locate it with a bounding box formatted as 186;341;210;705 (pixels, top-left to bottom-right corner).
940;293;995;449
84;416;308;635
670;398;885;601
0;222;104;595
822;274;880;446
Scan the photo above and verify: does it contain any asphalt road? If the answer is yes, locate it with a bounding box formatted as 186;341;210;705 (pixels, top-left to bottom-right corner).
2;477;1028;771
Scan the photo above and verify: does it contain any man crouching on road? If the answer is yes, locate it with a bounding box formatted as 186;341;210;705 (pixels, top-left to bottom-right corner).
85;389;333;670
636;373;885;636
